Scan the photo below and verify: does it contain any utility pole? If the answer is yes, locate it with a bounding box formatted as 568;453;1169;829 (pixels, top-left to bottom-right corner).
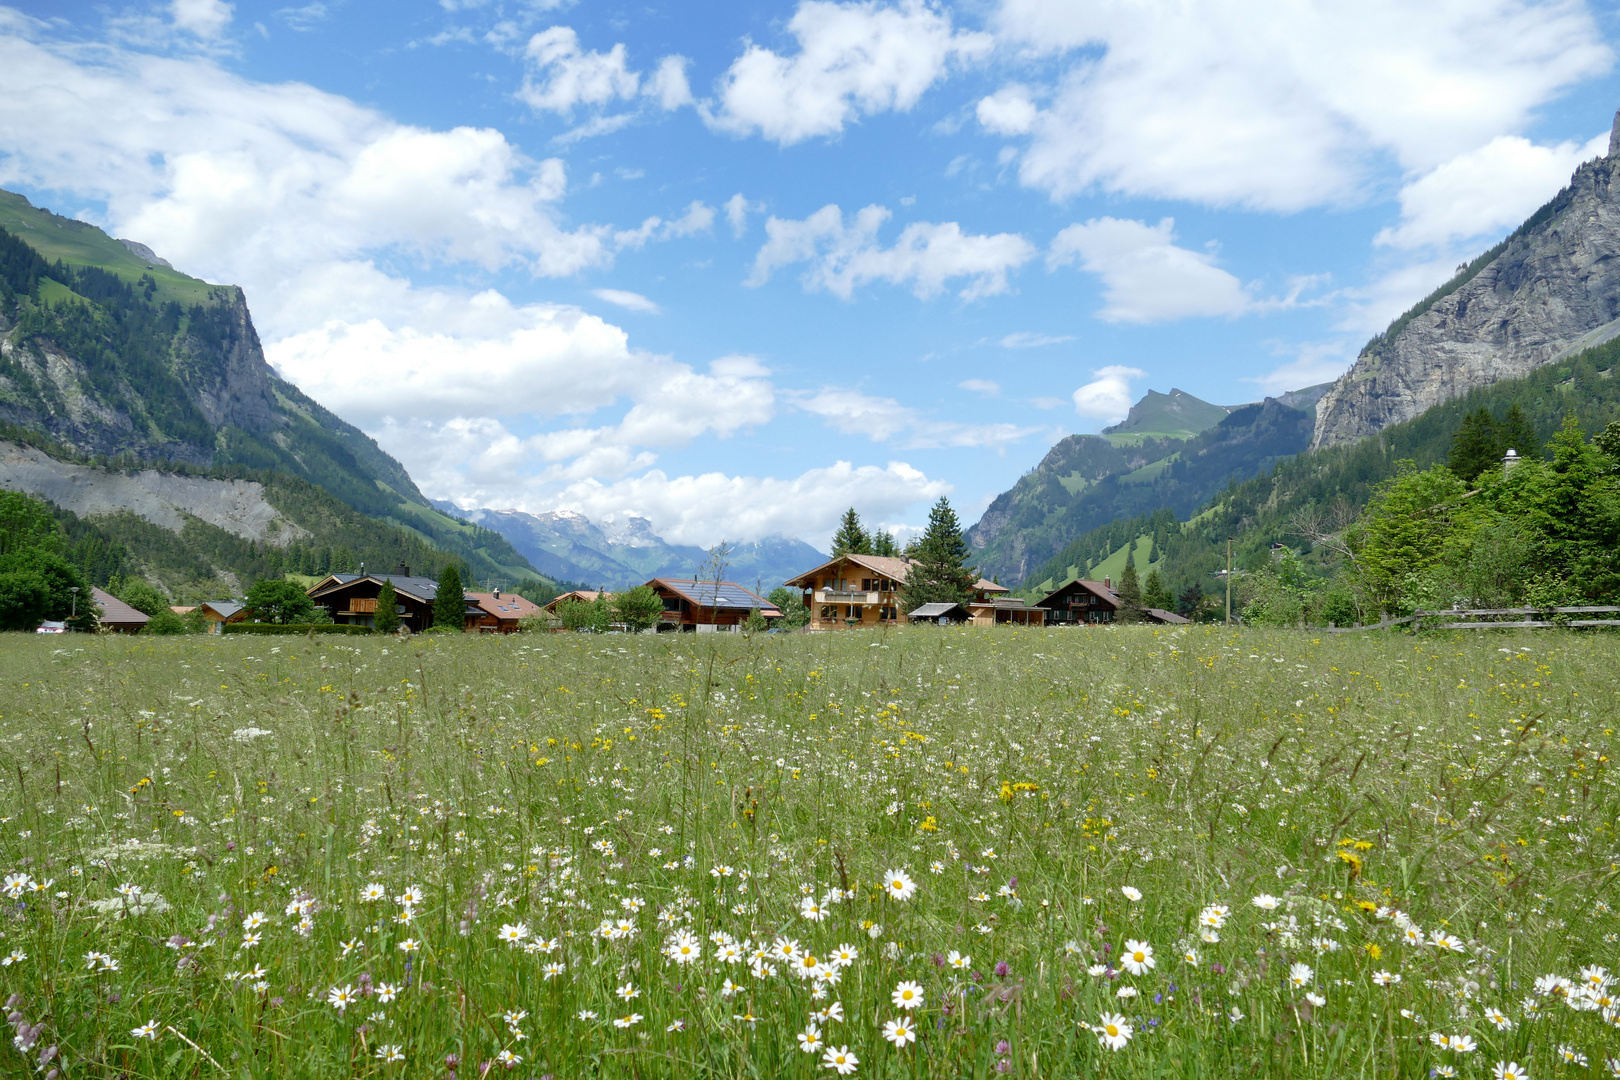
1224;539;1233;626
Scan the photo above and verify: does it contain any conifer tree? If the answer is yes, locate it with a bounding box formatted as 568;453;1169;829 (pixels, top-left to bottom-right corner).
1448;407;1501;483
1141;567;1172;611
871;529;900;557
373;579;400;633
899;497;976;611
1114;559;1145;623
1498;404;1540;462
434;564;465;631
830;508;872;557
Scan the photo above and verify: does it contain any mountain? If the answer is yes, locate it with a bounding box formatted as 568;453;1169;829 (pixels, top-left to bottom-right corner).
0;189;546;589
1313;112;1620;449
1103;388;1231;439
437;504;826;592
966;390;1320;584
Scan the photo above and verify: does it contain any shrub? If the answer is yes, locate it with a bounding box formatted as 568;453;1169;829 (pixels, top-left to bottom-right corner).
223;623;374;635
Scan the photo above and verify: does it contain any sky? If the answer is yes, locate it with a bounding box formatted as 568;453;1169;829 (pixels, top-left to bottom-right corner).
2;0;1619;550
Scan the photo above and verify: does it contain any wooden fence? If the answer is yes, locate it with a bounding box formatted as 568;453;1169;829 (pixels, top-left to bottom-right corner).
1323;606;1620;633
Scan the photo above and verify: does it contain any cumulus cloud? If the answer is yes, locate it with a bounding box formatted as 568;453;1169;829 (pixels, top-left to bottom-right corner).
706;0;991;144
791;386;1038;448
1072;365;1145;422
592;288;660;314
992;0;1611;210
975;84;1036;136
613;201;715;249
751;204;1035;300
172;0;234;38
724;192;765;238
1049;217;1259;323
1376;132;1607;250
518;27;640;115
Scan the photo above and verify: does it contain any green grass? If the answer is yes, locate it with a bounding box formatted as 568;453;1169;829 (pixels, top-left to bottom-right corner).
0;626;1615;1078
1089;533;1155;583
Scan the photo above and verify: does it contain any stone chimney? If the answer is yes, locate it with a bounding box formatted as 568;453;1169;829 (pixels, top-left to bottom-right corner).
1104;577;1112;591
1609;109;1620;158
394;563;410;577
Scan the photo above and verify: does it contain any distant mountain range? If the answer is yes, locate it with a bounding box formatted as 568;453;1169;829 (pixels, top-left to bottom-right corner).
432;504;826;592
967;384;1330;584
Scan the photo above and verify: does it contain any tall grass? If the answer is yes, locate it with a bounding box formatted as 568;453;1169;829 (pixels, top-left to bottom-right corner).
0;625;1615;1078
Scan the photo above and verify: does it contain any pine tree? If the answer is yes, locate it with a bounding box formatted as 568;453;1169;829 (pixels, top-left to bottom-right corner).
871;529;900;557
434;564;465;631
1498;404;1540;462
1448;407;1501;483
830;508;872;557
899;497;976;612
1141;568;1172;611
373;579;400;633
1114;559;1145;623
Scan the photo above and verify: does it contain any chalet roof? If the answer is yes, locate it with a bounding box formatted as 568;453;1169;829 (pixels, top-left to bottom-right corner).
651;579;782;613
968;597;1034;610
909;602;968;619
469;592;543;620
785;553;1006;594
1146;608;1191;624
92;587;149;626
1034;578;1120;609
542;589;603;612
309;573;442;603
199;600;245;619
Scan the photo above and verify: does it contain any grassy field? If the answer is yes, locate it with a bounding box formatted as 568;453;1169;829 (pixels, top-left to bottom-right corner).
0;625;1616;1078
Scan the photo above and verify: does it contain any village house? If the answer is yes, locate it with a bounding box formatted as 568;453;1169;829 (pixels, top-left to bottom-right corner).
306;565;445;632
1033;578;1190;626
645;578;781;631
465;590;542;633
966;596;1046;627
785;554;1009;631
170;600;246;634
92;587;148;633
541;590;604;615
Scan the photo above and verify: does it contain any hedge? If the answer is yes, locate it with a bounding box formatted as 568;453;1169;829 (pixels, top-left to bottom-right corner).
223;623;375;635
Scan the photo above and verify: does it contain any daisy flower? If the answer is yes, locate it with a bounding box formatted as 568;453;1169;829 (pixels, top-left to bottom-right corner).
1288;963;1314;988
800;897;828;922
360;883;386;902
377;983;398;1003
497;923;528;945
667;930;701;965
376;1045;404;1063
1449;1035;1477;1053
1557;1047;1587;1067
1492;1062;1529;1080
495;1049;521;1067
822;1045;859;1075
881;1017;917;1046
1304;992;1325;1007
1121;886;1142;901
883;869;917;902
817;1001;846;1024
613;1014;642;1029
1252;894;1280;910
542;962;565;979
616;982;640;1001
1121;940;1155;976
1484;1007;1514;1030
1;949;25;966
242;911;268;931
1373;970;1400;986
397;939;420;953
948;950;971;969
1095;1012;1133;1051
892;981;924;1009
131;1019;159;1040
328;985;357;1012
831;944;859;967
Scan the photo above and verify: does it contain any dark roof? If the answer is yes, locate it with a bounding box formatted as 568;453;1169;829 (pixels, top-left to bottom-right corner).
309;574;442;603
909;602;968;619
1146;608;1191;624
200;600;245;619
92;587;149;626
970;597;1033;609
1034;578;1120;609
651;579;781;613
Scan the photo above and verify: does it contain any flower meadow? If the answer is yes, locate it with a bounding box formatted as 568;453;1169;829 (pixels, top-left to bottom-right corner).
0;625;1617;1078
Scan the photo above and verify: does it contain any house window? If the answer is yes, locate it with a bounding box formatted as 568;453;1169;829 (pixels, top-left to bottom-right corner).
820;605;836;620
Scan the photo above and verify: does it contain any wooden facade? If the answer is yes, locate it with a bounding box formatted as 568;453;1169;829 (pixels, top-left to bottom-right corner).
785;554;1011;631
966;597;1046;627
646;579;781;631
306;572;443;632
466;591;543;633
1034;578;1189;625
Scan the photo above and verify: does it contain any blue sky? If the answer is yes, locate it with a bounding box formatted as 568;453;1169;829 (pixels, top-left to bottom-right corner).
3;0;1619;548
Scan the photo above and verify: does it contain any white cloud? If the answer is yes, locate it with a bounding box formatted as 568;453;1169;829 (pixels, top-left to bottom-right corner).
274;3;328;31
751;203;1035;300
706;0;992;145
975;84;1036;136
1072;364;1145;422
993;0;1611;210
646;55;694;110
613;201;715;249
959;378;1000;396
592;288;660;314
172;0;234;38
1050;217;1261;323
724;192;764;238
518;27;640;115
1000;330;1074;348
1375;133;1607;250
792;385;1038;449
1244;341;1356;397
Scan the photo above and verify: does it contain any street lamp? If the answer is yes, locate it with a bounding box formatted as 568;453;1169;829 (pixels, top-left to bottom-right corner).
69;586;79;622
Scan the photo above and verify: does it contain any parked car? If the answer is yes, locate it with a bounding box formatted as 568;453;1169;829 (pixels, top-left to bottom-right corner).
35;621;68;634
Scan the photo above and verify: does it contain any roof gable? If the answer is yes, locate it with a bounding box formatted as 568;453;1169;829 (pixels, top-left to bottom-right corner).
92;587;149;625
785;553;1005;593
651;579;781;613
1036;578;1120;608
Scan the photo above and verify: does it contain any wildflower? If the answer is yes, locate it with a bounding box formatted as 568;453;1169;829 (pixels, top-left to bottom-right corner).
1117;986;1138;998
397;938;420;953
817;1001;846;1024
377;983;398;1003
822;1045;859;1075
883;869;917;901
616;982;640;1001
1;948;25;966
1430;932;1465;953
794;953;827;980
1373;970;1400;986
543;962;565;979
240;932;261;949
1557;1047;1588;1067
613;1014;642;1029
328;985;357;1012
1449;1035;1477;1053
497;923;528;945
831;943;859;967
1199;904;1229;929
798;1023;824;1052
773;936;802;961
892;981;924;1009
667;930;701;965
1484;1007;1514;1030
495;1049;521;1067
948;950;971;969
882;1017;917;1046
666;1019;686;1032
376;1045;404;1063
1182;947;1201;965
395;885;424;907
1088;963;1109;977
1228;1006;1244;1023
1095;1012;1133;1051
131;1019;159;1040
1121;886;1142;901
1065;940;1084;957
1200;929;1220;944
1305;992;1326;1007
576;1010;598;1021
1493;1062;1529;1080
1;872;33;898
340;938;362;957
1437;1067;1458;1078
361;883;386;902
243;911;268;931
800;896;828;921
1121;940;1155;976
1252;894;1280;910
1288;962;1314;988
721;978;740;998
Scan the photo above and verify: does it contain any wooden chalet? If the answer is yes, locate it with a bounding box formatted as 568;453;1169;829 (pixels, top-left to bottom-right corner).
908;601;969;625
541;590;603;614
188;600;246;634
466;590;543;633
646;579;781;631
306;565;446;632
1034;578;1188;625
966;596;1046;627
784;553;1008;631
92;587;148;633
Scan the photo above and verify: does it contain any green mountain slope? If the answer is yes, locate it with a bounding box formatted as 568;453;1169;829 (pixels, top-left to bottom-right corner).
1103;387;1231;439
0;190;547;589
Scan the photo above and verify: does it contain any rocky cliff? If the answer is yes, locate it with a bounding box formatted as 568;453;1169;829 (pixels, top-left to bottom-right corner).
1312;111;1620;449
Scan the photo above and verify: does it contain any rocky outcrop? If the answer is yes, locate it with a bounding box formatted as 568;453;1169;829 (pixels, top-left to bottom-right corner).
1312;110;1620;449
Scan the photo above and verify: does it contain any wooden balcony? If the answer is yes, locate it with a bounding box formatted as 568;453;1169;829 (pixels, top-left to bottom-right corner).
814;589;880;603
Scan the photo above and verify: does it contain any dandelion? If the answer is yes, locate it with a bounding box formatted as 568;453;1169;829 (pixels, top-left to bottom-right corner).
613;1014;642;1029
1121;886;1142;901
1121;939;1155;975
376;1045;404;1063
1493;1062;1529;1080
328;985;357;1012
881;1017;917;1046
1252;894;1280;910
1095;1012;1133;1051
131;1019;159;1040
1288;962;1314;988
883;869;917;901
798;1023;824;1052
822;1045;859;1075
892;981;924;1009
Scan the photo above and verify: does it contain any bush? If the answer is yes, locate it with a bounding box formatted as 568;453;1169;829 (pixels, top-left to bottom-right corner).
245;578;316;624
223;623;374;635
146;607;190;634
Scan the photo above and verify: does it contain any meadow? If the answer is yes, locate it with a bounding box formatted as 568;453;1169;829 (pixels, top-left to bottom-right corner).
0;624;1615;1079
